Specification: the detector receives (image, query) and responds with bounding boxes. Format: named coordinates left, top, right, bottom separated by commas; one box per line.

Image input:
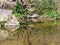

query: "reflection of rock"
left=4, top=15, right=19, bottom=32
left=32, top=14, right=39, bottom=22
left=0, top=30, right=9, bottom=41
left=24, top=14, right=39, bottom=22
left=0, top=9, right=19, bottom=32
left=0, top=9, right=12, bottom=22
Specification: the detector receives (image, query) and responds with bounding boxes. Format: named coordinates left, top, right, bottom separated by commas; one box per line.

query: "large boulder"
left=0, top=30, right=9, bottom=41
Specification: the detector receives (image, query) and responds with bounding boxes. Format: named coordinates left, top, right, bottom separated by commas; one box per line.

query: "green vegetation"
left=34, top=0, right=57, bottom=15
left=12, top=0, right=59, bottom=36
left=13, top=2, right=28, bottom=18
left=13, top=0, right=59, bottom=19
left=41, top=10, right=59, bottom=19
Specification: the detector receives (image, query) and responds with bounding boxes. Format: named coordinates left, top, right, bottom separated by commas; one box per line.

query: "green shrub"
left=13, top=2, right=28, bottom=18
left=14, top=2, right=24, bottom=14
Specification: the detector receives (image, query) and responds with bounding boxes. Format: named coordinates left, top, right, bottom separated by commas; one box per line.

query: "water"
left=0, top=21, right=60, bottom=45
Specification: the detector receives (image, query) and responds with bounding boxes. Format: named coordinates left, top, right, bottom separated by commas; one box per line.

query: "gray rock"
left=4, top=2, right=16, bottom=10
left=0, top=9, right=12, bottom=16
left=0, top=0, right=16, bottom=10
left=0, top=9, right=13, bottom=22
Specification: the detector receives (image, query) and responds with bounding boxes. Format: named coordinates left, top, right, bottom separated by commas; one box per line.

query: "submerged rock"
left=4, top=15, right=19, bottom=32
left=0, top=30, right=9, bottom=41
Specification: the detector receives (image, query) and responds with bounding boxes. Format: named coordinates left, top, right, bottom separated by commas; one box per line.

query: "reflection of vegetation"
left=33, top=21, right=57, bottom=35
left=17, top=19, right=29, bottom=37
left=0, top=22, right=5, bottom=28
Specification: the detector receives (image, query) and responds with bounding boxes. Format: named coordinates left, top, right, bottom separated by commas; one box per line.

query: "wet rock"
left=0, top=9, right=13, bottom=22
left=0, top=30, right=9, bottom=41
left=4, top=15, right=19, bottom=32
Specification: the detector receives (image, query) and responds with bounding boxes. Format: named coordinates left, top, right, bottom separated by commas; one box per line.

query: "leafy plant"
left=13, top=1, right=28, bottom=18
left=13, top=13, right=24, bottom=18
left=14, top=2, right=24, bottom=14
